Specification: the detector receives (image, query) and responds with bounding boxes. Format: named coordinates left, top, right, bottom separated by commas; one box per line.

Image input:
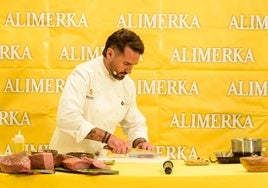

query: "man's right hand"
left=106, top=134, right=131, bottom=154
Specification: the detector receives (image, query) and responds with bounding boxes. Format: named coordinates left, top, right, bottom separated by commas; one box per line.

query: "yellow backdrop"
left=1, top=0, right=268, bottom=159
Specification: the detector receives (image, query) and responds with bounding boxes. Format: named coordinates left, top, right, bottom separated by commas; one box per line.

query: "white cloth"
left=49, top=56, right=148, bottom=155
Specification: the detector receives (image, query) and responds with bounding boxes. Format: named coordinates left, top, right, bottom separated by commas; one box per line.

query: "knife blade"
left=103, top=145, right=159, bottom=158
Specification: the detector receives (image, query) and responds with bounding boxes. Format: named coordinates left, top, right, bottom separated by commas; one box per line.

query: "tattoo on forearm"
left=87, top=129, right=96, bottom=139
left=86, top=128, right=106, bottom=142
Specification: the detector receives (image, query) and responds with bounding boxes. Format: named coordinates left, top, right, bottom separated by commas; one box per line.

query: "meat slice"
left=91, top=159, right=111, bottom=170
left=53, top=153, right=75, bottom=167
left=62, top=157, right=90, bottom=171
left=0, top=151, right=31, bottom=174
left=29, top=152, right=54, bottom=170
left=81, top=157, right=111, bottom=170
left=66, top=152, right=94, bottom=159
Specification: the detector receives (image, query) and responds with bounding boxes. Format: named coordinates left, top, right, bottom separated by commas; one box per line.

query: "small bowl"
left=240, top=156, right=268, bottom=172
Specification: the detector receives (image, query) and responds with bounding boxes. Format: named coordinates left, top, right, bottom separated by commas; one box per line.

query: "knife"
left=103, top=145, right=159, bottom=158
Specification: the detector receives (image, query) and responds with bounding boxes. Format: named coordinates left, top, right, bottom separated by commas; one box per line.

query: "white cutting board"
left=97, top=156, right=169, bottom=163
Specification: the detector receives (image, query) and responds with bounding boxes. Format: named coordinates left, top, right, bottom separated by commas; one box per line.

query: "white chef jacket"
left=49, top=56, right=149, bottom=155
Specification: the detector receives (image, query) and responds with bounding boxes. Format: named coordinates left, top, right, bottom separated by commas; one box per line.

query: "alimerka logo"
left=116, top=13, right=200, bottom=29
left=2, top=143, right=50, bottom=155
left=169, top=113, right=254, bottom=129
left=0, top=111, right=31, bottom=126
left=0, top=45, right=32, bottom=60
left=229, top=15, right=268, bottom=30
left=3, top=78, right=65, bottom=93
left=4, top=12, right=88, bottom=28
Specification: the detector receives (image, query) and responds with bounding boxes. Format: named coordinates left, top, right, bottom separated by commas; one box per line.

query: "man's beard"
left=111, top=64, right=127, bottom=80
left=113, top=71, right=127, bottom=80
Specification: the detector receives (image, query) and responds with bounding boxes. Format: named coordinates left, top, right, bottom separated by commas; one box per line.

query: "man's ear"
left=107, top=47, right=114, bottom=59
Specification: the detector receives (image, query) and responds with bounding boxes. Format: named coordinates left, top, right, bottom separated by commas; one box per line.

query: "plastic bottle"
left=12, top=130, right=25, bottom=153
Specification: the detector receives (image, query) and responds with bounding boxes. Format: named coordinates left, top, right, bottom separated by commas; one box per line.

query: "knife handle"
left=103, top=145, right=113, bottom=150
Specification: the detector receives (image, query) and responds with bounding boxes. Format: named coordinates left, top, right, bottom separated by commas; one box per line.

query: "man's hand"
left=133, top=137, right=153, bottom=151
left=135, top=141, right=153, bottom=151
left=86, top=128, right=131, bottom=154
left=106, top=134, right=131, bottom=154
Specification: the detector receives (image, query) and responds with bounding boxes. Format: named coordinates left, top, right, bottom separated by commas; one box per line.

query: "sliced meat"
left=91, top=160, right=111, bottom=170
left=53, top=153, right=75, bottom=167
left=29, top=152, right=54, bottom=170
left=0, top=151, right=31, bottom=174
left=66, top=152, right=94, bottom=159
left=81, top=157, right=110, bottom=170
left=62, top=157, right=90, bottom=171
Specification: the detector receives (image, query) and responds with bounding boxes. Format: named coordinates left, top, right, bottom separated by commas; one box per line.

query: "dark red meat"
left=0, top=151, right=31, bottom=174
left=62, top=157, right=90, bottom=171
left=53, top=153, right=75, bottom=167
left=29, top=152, right=54, bottom=170
left=81, top=157, right=110, bottom=170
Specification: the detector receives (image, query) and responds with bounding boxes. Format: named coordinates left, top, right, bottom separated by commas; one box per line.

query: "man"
left=49, top=28, right=153, bottom=156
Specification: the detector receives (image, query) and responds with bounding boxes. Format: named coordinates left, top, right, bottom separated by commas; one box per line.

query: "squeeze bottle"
left=12, top=130, right=25, bottom=153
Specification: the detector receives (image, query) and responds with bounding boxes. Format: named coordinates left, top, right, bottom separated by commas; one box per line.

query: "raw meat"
left=53, top=153, right=75, bottom=167
left=81, top=157, right=110, bottom=170
left=62, top=157, right=90, bottom=171
left=0, top=151, right=31, bottom=174
left=29, top=152, right=54, bottom=170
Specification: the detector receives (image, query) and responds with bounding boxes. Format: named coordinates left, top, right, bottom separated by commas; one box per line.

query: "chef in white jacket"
left=49, top=28, right=153, bottom=155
